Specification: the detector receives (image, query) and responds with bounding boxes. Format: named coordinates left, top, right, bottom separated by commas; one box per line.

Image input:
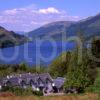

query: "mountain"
left=15, top=31, right=25, bottom=35
left=27, top=21, right=74, bottom=40
left=28, top=14, right=100, bottom=40
left=0, top=26, right=28, bottom=48
left=66, top=14, right=100, bottom=39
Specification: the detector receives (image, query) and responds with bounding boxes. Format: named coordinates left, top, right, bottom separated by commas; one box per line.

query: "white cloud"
left=4, top=9, right=18, bottom=15
left=0, top=5, right=81, bottom=32
left=38, top=7, right=60, bottom=14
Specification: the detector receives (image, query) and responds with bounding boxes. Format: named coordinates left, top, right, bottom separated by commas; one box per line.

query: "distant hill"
left=27, top=14, right=100, bottom=40
left=27, top=21, right=74, bottom=40
left=15, top=31, right=25, bottom=35
left=0, top=26, right=28, bottom=48
left=66, top=13, right=100, bottom=39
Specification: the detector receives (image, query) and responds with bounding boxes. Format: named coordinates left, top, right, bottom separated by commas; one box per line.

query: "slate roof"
left=0, top=73, right=53, bottom=87
left=53, top=77, right=65, bottom=89
left=18, top=73, right=38, bottom=84
left=0, top=73, right=66, bottom=89
left=6, top=77, right=21, bottom=86
left=39, top=73, right=53, bottom=83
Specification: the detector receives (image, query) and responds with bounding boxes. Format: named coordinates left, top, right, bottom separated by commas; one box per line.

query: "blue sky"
left=0, top=0, right=100, bottom=32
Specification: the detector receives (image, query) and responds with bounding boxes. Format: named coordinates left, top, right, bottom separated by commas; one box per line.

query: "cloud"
left=0, top=5, right=81, bottom=32
left=38, top=7, right=60, bottom=14
left=4, top=9, right=18, bottom=15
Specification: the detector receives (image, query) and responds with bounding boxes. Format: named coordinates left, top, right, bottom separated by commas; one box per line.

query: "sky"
left=0, top=0, right=100, bottom=32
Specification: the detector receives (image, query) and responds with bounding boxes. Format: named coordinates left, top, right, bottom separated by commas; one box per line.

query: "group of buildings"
left=0, top=73, right=65, bottom=95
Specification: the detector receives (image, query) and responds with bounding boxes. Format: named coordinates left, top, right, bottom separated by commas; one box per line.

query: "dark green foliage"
left=33, top=91, right=43, bottom=96
left=49, top=51, right=71, bottom=77
left=64, top=64, right=90, bottom=90
left=0, top=26, right=28, bottom=48
left=85, top=85, right=100, bottom=93
left=64, top=49, right=97, bottom=92
left=0, top=40, right=15, bottom=48
left=92, top=38, right=100, bottom=57
left=0, top=63, right=47, bottom=77
left=1, top=86, right=43, bottom=96
left=85, top=68, right=100, bottom=93
left=0, top=64, right=13, bottom=77
left=1, top=86, right=33, bottom=96
left=35, top=66, right=48, bottom=74
left=91, top=38, right=100, bottom=67
left=19, top=63, right=28, bottom=72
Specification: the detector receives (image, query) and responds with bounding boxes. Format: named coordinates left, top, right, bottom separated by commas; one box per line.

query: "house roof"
left=0, top=73, right=53, bottom=87
left=53, top=77, right=65, bottom=89
left=7, top=77, right=21, bottom=86
left=39, top=73, right=53, bottom=83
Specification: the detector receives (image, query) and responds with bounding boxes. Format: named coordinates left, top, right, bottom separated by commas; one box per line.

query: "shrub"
left=33, top=91, right=43, bottom=96
left=1, top=86, right=33, bottom=96
left=64, top=49, right=97, bottom=93
left=85, top=68, right=100, bottom=93
left=49, top=52, right=71, bottom=77
left=85, top=85, right=100, bottom=93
